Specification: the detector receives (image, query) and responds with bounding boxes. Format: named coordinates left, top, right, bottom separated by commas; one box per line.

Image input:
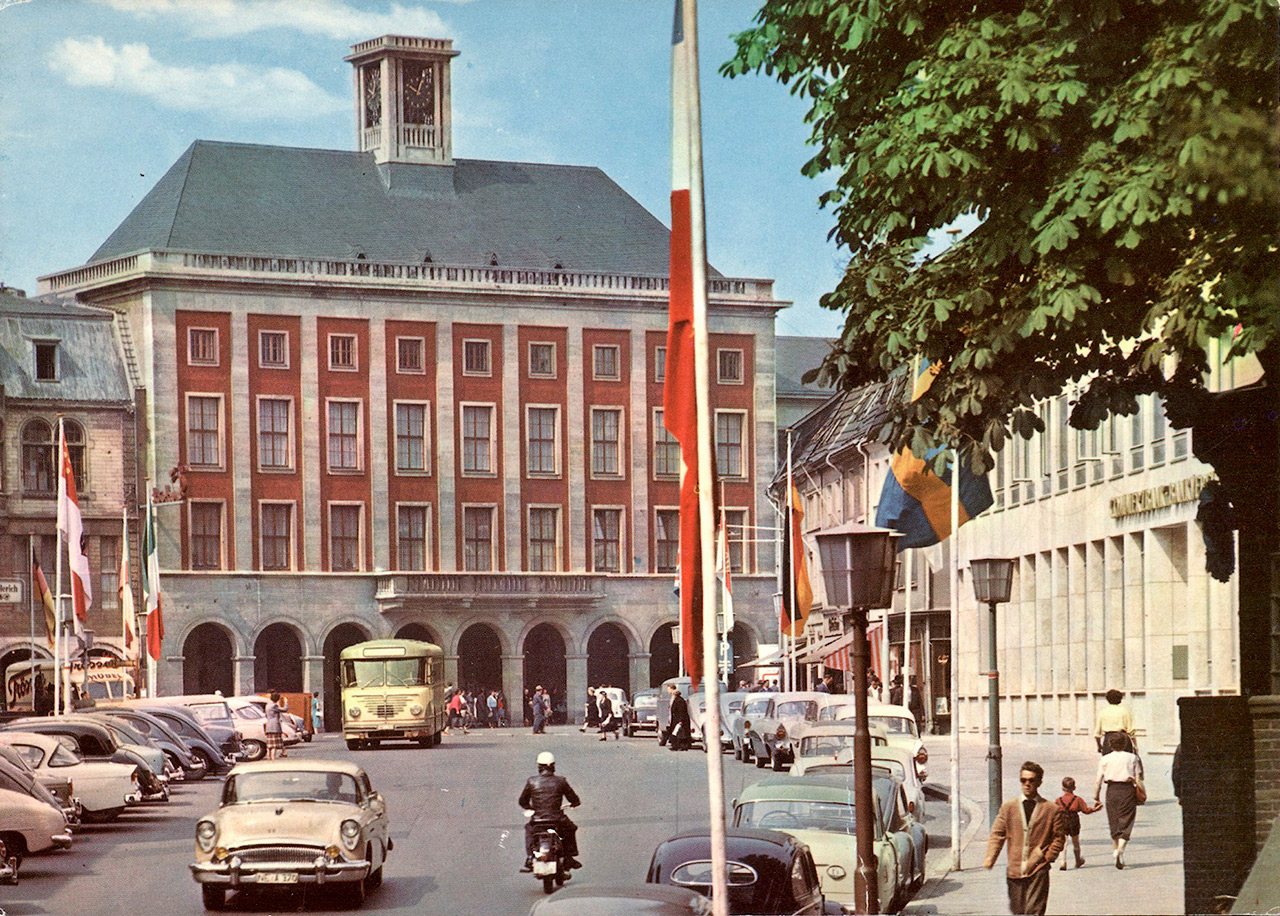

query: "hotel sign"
left=1110, top=474, right=1214, bottom=520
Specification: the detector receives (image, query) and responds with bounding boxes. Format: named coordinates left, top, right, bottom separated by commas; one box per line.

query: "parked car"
left=832, top=702, right=929, bottom=780
left=528, top=884, right=712, bottom=916
left=98, top=707, right=207, bottom=781
left=731, top=693, right=777, bottom=763
left=731, top=772, right=919, bottom=913
left=2, top=718, right=167, bottom=804
left=594, top=687, right=629, bottom=730
left=190, top=759, right=391, bottom=910
left=690, top=691, right=747, bottom=752
left=0, top=730, right=141, bottom=822
left=786, top=722, right=888, bottom=776
left=646, top=827, right=827, bottom=915
left=254, top=692, right=315, bottom=741
left=75, top=713, right=173, bottom=784
left=0, top=786, right=73, bottom=865
left=125, top=702, right=240, bottom=773
left=627, top=689, right=660, bottom=737
left=0, top=741, right=77, bottom=821
left=0, top=753, right=74, bottom=829
left=227, top=696, right=300, bottom=760
left=241, top=694, right=310, bottom=741
left=745, top=692, right=828, bottom=771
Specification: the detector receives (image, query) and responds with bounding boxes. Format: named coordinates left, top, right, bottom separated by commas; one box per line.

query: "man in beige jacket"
left=984, top=760, right=1067, bottom=916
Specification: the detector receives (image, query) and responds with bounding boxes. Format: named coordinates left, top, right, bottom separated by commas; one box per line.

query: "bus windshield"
left=342, top=658, right=426, bottom=688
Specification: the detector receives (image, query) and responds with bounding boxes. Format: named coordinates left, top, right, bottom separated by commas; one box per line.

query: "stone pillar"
left=302, top=654, right=326, bottom=731
left=502, top=654, right=524, bottom=722
left=233, top=654, right=256, bottom=696
left=566, top=653, right=588, bottom=725
left=445, top=655, right=459, bottom=690
left=160, top=656, right=184, bottom=698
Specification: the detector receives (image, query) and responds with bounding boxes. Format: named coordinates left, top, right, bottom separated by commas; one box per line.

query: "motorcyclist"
left=518, top=751, right=582, bottom=872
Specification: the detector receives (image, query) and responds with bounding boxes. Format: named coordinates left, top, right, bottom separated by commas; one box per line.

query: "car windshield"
left=341, top=658, right=426, bottom=688
left=188, top=702, right=235, bottom=727
left=870, top=715, right=917, bottom=736
left=874, top=758, right=907, bottom=781
left=798, top=735, right=856, bottom=758
left=737, top=799, right=860, bottom=834
left=635, top=695, right=657, bottom=708
left=819, top=704, right=856, bottom=721
left=743, top=698, right=771, bottom=716
left=775, top=700, right=818, bottom=720
left=233, top=704, right=265, bottom=720
left=226, top=770, right=360, bottom=804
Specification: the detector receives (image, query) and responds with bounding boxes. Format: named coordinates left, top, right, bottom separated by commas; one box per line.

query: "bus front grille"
left=359, top=696, right=412, bottom=718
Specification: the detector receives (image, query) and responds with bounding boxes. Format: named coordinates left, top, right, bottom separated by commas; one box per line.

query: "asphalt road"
left=0, top=725, right=952, bottom=915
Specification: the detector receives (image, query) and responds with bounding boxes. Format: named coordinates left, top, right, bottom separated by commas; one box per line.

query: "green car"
left=732, top=772, right=916, bottom=914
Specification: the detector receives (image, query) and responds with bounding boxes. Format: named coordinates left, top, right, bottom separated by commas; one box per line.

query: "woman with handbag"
left=1093, top=732, right=1142, bottom=868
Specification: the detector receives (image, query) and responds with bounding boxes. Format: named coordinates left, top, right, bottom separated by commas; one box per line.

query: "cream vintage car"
left=190, top=759, right=391, bottom=910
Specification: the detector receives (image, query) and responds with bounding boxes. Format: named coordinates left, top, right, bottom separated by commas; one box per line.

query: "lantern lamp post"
left=969, top=557, right=1016, bottom=826
left=815, top=522, right=899, bottom=916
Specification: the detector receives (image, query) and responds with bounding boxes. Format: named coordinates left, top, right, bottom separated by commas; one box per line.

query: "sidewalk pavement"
left=903, top=734, right=1183, bottom=916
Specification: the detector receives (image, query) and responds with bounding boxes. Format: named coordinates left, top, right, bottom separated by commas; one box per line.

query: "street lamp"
left=815, top=522, right=898, bottom=916
left=969, top=557, right=1016, bottom=826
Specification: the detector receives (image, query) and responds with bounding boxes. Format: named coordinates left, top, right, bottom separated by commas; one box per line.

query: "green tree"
left=724, top=0, right=1278, bottom=691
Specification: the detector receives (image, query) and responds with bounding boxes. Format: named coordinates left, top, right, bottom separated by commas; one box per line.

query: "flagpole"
left=54, top=417, right=65, bottom=715
left=28, top=533, right=37, bottom=704
left=950, top=449, right=962, bottom=870
left=904, top=548, right=914, bottom=704
left=786, top=431, right=794, bottom=692
left=145, top=488, right=158, bottom=700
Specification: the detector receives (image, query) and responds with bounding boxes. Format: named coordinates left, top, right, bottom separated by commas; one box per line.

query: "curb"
left=901, top=789, right=986, bottom=915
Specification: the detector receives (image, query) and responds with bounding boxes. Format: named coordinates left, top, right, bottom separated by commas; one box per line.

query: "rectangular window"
left=1037, top=403, right=1052, bottom=497
left=188, top=327, right=218, bottom=366
left=99, top=536, right=119, bottom=610
left=257, top=398, right=292, bottom=470
left=526, top=406, right=559, bottom=475
left=463, top=339, right=491, bottom=375
left=463, top=506, right=494, bottom=571
left=655, top=509, right=679, bottom=573
left=593, top=344, right=620, bottom=380
left=397, top=505, right=429, bottom=571
left=724, top=509, right=747, bottom=573
left=716, top=411, right=746, bottom=478
left=994, top=449, right=1006, bottom=509
left=529, top=342, right=556, bottom=378
left=329, top=334, right=356, bottom=370
left=329, top=504, right=362, bottom=571
left=186, top=395, right=222, bottom=467
left=527, top=507, right=559, bottom=572
left=1151, top=397, right=1167, bottom=466
left=654, top=347, right=666, bottom=383
left=258, top=331, right=288, bottom=368
left=327, top=400, right=362, bottom=471
left=1108, top=416, right=1124, bottom=479
left=1055, top=395, right=1070, bottom=492
left=593, top=508, right=622, bottom=572
left=397, top=337, right=425, bottom=374
left=461, top=405, right=494, bottom=474
left=1130, top=408, right=1145, bottom=472
left=717, top=349, right=744, bottom=384
left=190, top=502, right=223, bottom=570
left=1172, top=427, right=1189, bottom=461
left=261, top=503, right=293, bottom=571
left=394, top=402, right=430, bottom=473
left=591, top=408, right=622, bottom=476
left=1010, top=433, right=1026, bottom=505
left=653, top=409, right=680, bottom=478
left=35, top=341, right=58, bottom=381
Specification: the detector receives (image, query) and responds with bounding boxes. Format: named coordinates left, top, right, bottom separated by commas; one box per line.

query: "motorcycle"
left=0, top=838, right=18, bottom=885
left=524, top=805, right=572, bottom=894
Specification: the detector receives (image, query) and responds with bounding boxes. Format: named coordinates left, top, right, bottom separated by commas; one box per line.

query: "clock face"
left=402, top=62, right=434, bottom=125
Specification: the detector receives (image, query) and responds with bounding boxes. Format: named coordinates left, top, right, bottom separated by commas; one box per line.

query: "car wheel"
left=416, top=737, right=431, bottom=747
left=192, top=746, right=218, bottom=773
left=755, top=750, right=768, bottom=768
left=733, top=742, right=742, bottom=760
left=346, top=738, right=362, bottom=751
left=302, top=733, right=313, bottom=743
left=368, top=739, right=381, bottom=749
left=201, top=885, right=225, bottom=911
left=347, top=873, right=367, bottom=908
left=242, top=739, right=266, bottom=761
left=771, top=752, right=785, bottom=771
left=368, top=862, right=384, bottom=888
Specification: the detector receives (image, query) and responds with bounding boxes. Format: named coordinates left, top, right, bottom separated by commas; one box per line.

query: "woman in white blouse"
left=1094, top=733, right=1141, bottom=868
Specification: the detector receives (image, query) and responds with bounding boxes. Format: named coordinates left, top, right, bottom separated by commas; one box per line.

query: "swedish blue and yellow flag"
left=875, top=362, right=994, bottom=549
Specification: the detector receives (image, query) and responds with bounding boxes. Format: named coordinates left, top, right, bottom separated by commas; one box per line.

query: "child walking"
left=1057, top=776, right=1102, bottom=869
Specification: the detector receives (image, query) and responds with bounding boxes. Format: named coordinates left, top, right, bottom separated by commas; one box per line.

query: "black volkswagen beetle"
left=646, top=827, right=831, bottom=915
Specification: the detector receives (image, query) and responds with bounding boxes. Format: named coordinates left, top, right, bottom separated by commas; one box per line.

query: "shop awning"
left=736, top=647, right=786, bottom=669
left=795, top=635, right=848, bottom=666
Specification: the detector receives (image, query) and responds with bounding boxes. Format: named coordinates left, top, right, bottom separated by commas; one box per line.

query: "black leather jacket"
left=519, top=772, right=581, bottom=818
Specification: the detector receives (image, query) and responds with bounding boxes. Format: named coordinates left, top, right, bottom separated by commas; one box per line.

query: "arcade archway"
left=184, top=623, right=234, bottom=696
left=322, top=622, right=371, bottom=731
left=457, top=623, right=502, bottom=693
left=523, top=624, right=566, bottom=722
left=649, top=622, right=680, bottom=687
left=586, top=623, right=630, bottom=696
left=253, top=623, right=303, bottom=693
left=394, top=622, right=439, bottom=646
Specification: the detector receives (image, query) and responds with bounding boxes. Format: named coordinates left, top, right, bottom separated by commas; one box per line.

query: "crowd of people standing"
left=442, top=684, right=510, bottom=734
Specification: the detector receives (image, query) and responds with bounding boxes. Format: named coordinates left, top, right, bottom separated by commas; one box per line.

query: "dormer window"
left=34, top=341, right=59, bottom=381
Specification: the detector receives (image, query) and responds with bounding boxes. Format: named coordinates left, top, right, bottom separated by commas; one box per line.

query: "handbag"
left=1134, top=777, right=1147, bottom=805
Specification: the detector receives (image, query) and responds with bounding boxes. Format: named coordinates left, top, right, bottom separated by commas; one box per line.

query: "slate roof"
left=0, top=291, right=131, bottom=402
left=775, top=336, right=836, bottom=398
left=92, top=140, right=706, bottom=276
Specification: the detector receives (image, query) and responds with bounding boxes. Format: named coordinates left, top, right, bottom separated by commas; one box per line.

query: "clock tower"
left=346, top=36, right=459, bottom=166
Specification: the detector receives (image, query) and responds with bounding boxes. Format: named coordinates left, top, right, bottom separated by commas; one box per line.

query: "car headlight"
left=408, top=703, right=424, bottom=717
left=827, top=865, right=847, bottom=880
left=339, top=819, right=361, bottom=851
left=916, top=747, right=929, bottom=765
left=775, top=724, right=787, bottom=740
left=347, top=706, right=361, bottom=719
left=68, top=779, right=74, bottom=795
left=196, top=820, right=217, bottom=852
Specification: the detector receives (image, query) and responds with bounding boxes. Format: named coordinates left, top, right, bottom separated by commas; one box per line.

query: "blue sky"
left=0, top=0, right=851, bottom=339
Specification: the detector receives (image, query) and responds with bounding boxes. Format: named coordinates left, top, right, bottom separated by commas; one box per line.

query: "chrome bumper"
left=191, top=855, right=371, bottom=886
left=124, top=790, right=144, bottom=805
left=51, top=832, right=73, bottom=850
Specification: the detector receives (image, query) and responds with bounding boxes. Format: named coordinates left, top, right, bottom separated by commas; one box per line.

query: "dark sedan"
left=646, top=827, right=829, bottom=915
left=528, top=884, right=711, bottom=916
left=627, top=689, right=661, bottom=737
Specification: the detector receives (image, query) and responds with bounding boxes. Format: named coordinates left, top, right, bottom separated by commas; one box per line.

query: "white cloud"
left=47, top=36, right=346, bottom=120
left=88, top=0, right=453, bottom=40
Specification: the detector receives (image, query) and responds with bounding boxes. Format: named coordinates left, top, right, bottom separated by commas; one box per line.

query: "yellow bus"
left=339, top=639, right=446, bottom=750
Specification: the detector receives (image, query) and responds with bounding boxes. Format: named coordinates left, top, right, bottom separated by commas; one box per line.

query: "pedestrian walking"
left=487, top=690, right=498, bottom=727
left=531, top=685, right=548, bottom=734
left=598, top=688, right=620, bottom=740
left=1094, top=733, right=1142, bottom=868
left=1093, top=689, right=1136, bottom=754
left=983, top=760, right=1066, bottom=916
left=443, top=682, right=458, bottom=735
left=448, top=689, right=469, bottom=735
left=1055, top=776, right=1101, bottom=869
left=659, top=684, right=692, bottom=750
left=264, top=691, right=287, bottom=761
left=907, top=676, right=927, bottom=731
left=581, top=686, right=599, bottom=733
left=497, top=690, right=509, bottom=727
left=523, top=688, right=533, bottom=727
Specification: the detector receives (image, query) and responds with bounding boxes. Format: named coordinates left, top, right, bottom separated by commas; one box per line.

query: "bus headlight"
left=408, top=703, right=424, bottom=717
left=347, top=706, right=361, bottom=719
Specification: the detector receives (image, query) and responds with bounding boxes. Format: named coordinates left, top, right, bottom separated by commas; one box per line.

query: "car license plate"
left=258, top=872, right=299, bottom=884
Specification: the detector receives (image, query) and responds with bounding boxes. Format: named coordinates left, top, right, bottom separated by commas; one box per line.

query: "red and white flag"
left=57, top=421, right=92, bottom=626
left=142, top=492, right=164, bottom=662
left=664, top=0, right=712, bottom=690
left=120, top=510, right=138, bottom=662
